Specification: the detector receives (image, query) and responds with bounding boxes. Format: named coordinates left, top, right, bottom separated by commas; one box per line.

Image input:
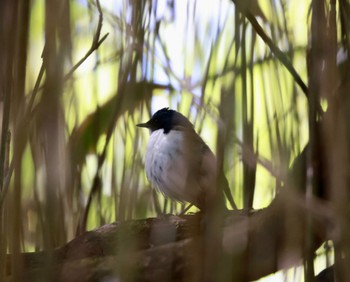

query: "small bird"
left=137, top=108, right=236, bottom=211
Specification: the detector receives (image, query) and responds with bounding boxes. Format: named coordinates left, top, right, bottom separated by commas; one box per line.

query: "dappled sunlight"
left=0, top=0, right=347, bottom=281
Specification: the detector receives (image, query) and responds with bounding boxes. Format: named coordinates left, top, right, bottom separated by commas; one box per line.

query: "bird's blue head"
left=137, top=108, right=193, bottom=134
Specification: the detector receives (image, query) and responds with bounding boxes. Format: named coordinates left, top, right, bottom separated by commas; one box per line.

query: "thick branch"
left=5, top=190, right=331, bottom=281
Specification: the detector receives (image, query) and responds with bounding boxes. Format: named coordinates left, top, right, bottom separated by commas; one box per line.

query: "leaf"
left=69, top=81, right=173, bottom=166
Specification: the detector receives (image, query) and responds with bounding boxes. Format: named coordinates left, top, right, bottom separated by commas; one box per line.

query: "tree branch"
left=5, top=189, right=332, bottom=281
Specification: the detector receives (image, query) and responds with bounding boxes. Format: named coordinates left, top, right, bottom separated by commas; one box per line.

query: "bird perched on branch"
left=137, top=108, right=237, bottom=211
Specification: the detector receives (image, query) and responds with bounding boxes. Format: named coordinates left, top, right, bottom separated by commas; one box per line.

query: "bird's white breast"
left=145, top=129, right=201, bottom=204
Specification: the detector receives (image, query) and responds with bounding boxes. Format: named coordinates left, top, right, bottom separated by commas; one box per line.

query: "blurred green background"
left=1, top=0, right=344, bottom=280
left=25, top=0, right=307, bottom=224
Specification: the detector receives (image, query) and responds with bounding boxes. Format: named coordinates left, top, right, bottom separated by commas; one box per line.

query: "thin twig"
left=63, top=34, right=109, bottom=80
left=235, top=137, right=285, bottom=181
left=0, top=89, right=12, bottom=193
left=0, top=132, right=12, bottom=207
left=25, top=0, right=109, bottom=102
left=62, top=0, right=110, bottom=81
left=77, top=0, right=135, bottom=234
left=232, top=0, right=309, bottom=98
left=78, top=54, right=135, bottom=234
left=0, top=162, right=14, bottom=208
left=0, top=0, right=110, bottom=210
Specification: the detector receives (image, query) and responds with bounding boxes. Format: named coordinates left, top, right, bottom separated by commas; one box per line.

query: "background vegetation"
left=0, top=0, right=349, bottom=281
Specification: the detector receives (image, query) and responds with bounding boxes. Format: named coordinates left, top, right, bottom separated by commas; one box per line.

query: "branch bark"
left=5, top=189, right=331, bottom=282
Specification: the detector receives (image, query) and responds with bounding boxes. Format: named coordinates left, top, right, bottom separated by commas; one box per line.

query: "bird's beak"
left=136, top=121, right=150, bottom=128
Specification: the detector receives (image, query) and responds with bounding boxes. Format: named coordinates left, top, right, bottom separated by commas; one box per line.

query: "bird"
left=137, top=107, right=236, bottom=211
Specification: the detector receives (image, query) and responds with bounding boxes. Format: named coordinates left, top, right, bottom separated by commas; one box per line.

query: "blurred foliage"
left=1, top=0, right=350, bottom=280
